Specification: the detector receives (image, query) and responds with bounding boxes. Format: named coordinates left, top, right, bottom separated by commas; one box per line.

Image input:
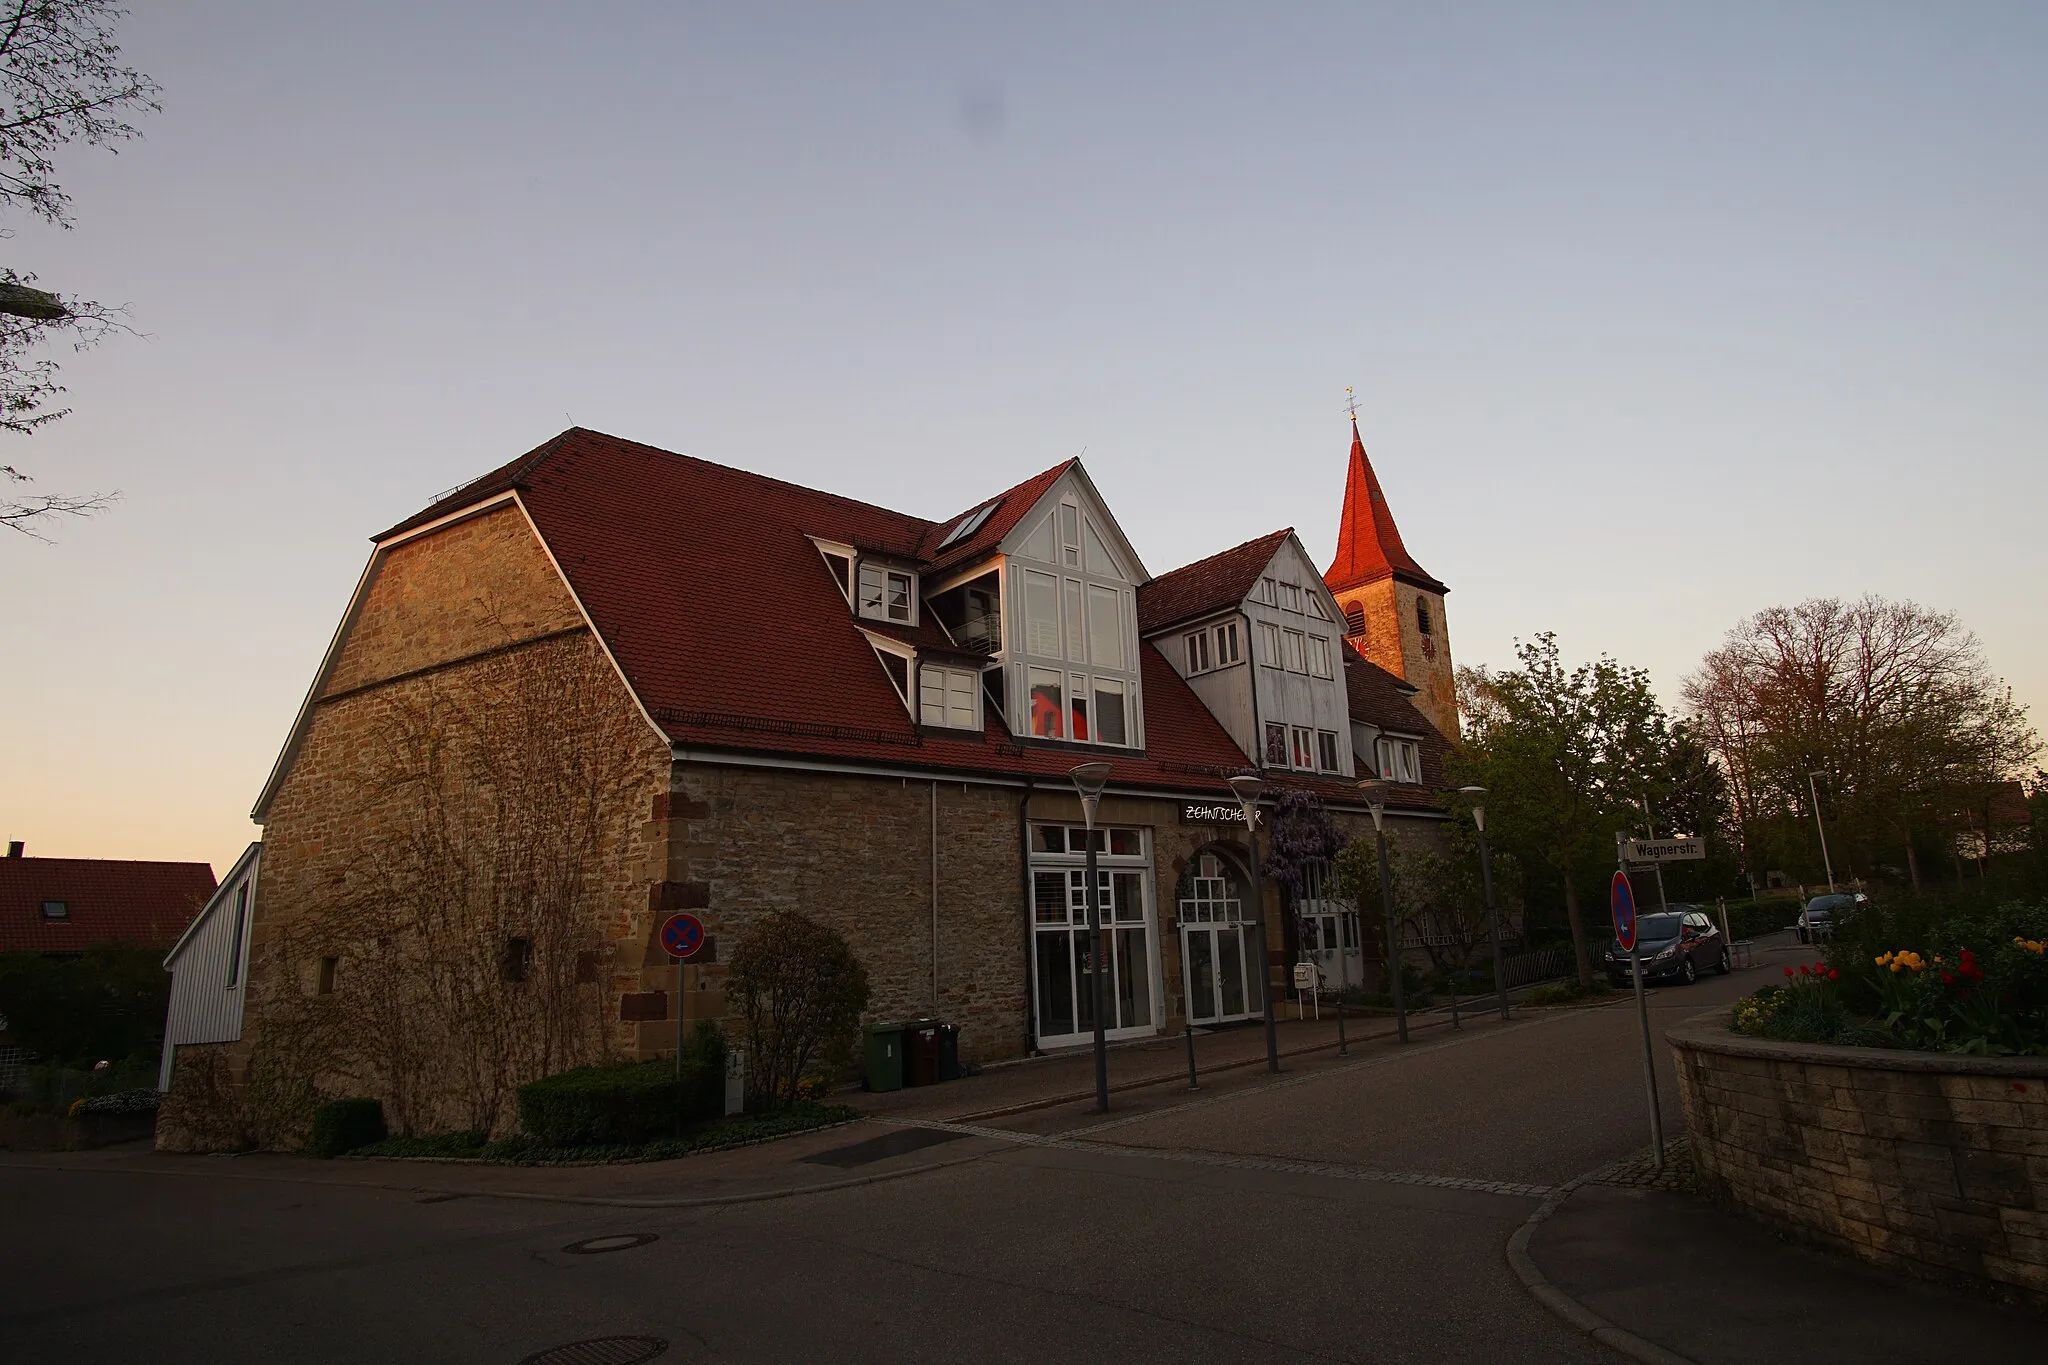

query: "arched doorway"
left=1175, top=846, right=1261, bottom=1027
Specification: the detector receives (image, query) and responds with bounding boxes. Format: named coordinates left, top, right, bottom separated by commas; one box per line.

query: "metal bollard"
left=1337, top=996, right=1347, bottom=1055
left=1184, top=1023, right=1199, bottom=1090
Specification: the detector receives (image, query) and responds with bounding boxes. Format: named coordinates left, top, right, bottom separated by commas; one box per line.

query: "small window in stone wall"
left=502, top=937, right=532, bottom=983
left=317, top=956, right=338, bottom=995
left=575, top=950, right=602, bottom=984
left=1416, top=599, right=1433, bottom=636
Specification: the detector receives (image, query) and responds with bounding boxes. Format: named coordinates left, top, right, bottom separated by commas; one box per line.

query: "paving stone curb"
left=1505, top=1146, right=1698, bottom=1365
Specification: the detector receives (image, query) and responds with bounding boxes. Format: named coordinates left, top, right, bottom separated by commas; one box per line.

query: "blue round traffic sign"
left=1610, top=872, right=1638, bottom=952
left=661, top=912, right=706, bottom=961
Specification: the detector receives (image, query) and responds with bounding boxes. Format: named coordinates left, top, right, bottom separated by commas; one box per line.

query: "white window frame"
left=1278, top=581, right=1303, bottom=613
left=1308, top=634, right=1332, bottom=679
left=1214, top=620, right=1241, bottom=665
left=1283, top=628, right=1307, bottom=674
left=1316, top=729, right=1341, bottom=773
left=1185, top=629, right=1211, bottom=674
left=1291, top=725, right=1315, bottom=770
left=1377, top=736, right=1422, bottom=784
left=1264, top=722, right=1288, bottom=766
left=857, top=560, right=917, bottom=625
left=1259, top=621, right=1283, bottom=667
left=919, top=663, right=979, bottom=730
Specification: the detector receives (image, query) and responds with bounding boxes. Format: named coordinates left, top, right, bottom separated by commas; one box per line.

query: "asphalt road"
left=0, top=954, right=1779, bottom=1365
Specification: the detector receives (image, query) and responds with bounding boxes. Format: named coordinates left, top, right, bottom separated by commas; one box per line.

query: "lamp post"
left=1459, top=786, right=1511, bottom=1023
left=1358, top=780, right=1408, bottom=1043
left=1226, top=774, right=1280, bottom=1074
left=1069, top=761, right=1114, bottom=1113
left=1807, top=770, right=1837, bottom=893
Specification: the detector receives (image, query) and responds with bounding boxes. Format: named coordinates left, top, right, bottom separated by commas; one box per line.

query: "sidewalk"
left=844, top=989, right=1541, bottom=1125
left=1524, top=1150, right=2046, bottom=1364
left=0, top=1118, right=1008, bottom=1209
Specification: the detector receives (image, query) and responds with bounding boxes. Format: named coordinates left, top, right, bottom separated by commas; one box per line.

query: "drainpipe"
left=1017, top=779, right=1037, bottom=1054
left=931, top=779, right=941, bottom=1014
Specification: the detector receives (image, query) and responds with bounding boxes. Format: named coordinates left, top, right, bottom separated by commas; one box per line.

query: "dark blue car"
left=1604, top=909, right=1730, bottom=986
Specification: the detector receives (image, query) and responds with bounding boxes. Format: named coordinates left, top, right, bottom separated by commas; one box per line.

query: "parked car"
left=1603, top=910, right=1730, bottom=987
left=1797, top=892, right=1867, bottom=944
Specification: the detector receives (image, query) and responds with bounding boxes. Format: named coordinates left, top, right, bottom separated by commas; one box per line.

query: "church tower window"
left=1416, top=600, right=1433, bottom=636
left=1343, top=602, right=1367, bottom=637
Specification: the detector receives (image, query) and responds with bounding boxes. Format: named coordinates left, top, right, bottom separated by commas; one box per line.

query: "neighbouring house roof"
left=346, top=428, right=1441, bottom=814
left=1135, top=529, right=1293, bottom=634
left=0, top=854, right=216, bottom=954
left=1342, top=642, right=1451, bottom=794
left=1324, top=418, right=1445, bottom=595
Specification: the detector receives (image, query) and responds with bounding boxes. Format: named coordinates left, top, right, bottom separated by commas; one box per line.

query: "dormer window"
left=858, top=561, right=915, bottom=624
left=1377, top=736, right=1422, bottom=784
left=919, top=664, right=979, bottom=730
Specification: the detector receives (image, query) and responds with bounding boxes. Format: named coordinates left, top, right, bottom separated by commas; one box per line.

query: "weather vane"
left=1344, top=386, right=1361, bottom=421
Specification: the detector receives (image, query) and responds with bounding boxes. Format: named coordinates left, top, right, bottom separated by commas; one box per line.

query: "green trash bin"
left=864, top=1021, right=907, bottom=1093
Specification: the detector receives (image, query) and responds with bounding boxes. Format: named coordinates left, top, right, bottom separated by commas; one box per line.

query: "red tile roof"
left=372, top=428, right=1440, bottom=812
left=0, top=856, right=216, bottom=953
left=1325, top=419, right=1445, bottom=595
left=922, top=460, right=1076, bottom=575
left=1342, top=643, right=1450, bottom=794
left=1136, top=529, right=1291, bottom=634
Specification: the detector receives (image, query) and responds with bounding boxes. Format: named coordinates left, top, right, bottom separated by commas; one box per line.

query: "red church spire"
left=1324, top=417, right=1444, bottom=594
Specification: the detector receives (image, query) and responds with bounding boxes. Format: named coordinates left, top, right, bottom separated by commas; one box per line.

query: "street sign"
left=1610, top=872, right=1638, bottom=952
left=1624, top=836, right=1705, bottom=863
left=660, top=912, right=706, bottom=961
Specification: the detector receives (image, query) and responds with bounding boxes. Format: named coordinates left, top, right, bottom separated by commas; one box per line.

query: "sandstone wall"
left=1672, top=1015, right=2048, bottom=1307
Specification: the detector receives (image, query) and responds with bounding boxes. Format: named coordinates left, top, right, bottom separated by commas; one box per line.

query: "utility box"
left=904, top=1018, right=941, bottom=1087
left=863, top=1022, right=906, bottom=1093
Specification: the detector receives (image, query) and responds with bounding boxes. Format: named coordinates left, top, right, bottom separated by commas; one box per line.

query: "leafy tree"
left=1682, top=597, right=2038, bottom=891
left=724, top=911, right=870, bottom=1109
left=0, top=1, right=159, bottom=537
left=1453, top=633, right=1673, bottom=989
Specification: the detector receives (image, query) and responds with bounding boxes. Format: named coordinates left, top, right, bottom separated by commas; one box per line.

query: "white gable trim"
left=998, top=463, right=1152, bottom=585
left=163, top=842, right=263, bottom=969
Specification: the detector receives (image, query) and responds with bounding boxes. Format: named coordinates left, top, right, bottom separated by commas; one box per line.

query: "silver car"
left=1798, top=892, right=1866, bottom=944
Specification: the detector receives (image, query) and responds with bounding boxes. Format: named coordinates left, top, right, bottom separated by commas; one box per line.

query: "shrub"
left=0, top=946, right=173, bottom=1067
left=517, top=1056, right=718, bottom=1146
left=724, top=911, right=870, bottom=1109
left=309, top=1098, right=387, bottom=1158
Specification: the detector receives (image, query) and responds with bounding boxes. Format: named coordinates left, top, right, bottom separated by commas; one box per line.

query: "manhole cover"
left=562, top=1233, right=659, bottom=1255
left=518, top=1336, right=667, bottom=1365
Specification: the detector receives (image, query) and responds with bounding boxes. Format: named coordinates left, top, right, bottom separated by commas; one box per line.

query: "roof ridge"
left=563, top=427, right=947, bottom=535
left=1143, top=527, right=1293, bottom=586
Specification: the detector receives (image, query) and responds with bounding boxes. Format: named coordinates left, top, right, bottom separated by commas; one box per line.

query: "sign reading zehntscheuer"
left=1180, top=802, right=1249, bottom=825
left=1624, top=836, right=1706, bottom=863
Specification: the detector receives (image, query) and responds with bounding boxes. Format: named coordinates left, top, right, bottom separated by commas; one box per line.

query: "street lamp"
left=1069, top=760, right=1114, bottom=1112
left=1459, top=786, right=1511, bottom=1023
left=1807, top=770, right=1836, bottom=893
left=1226, top=774, right=1281, bottom=1073
left=1358, top=779, right=1408, bottom=1043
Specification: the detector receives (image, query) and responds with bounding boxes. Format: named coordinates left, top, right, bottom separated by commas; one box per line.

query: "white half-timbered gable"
left=1140, top=531, right=1355, bottom=778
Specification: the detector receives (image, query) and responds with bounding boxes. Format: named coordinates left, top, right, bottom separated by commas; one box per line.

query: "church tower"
left=1323, top=418, right=1458, bottom=737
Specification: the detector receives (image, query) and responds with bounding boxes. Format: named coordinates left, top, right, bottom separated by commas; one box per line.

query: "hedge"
left=518, top=1039, right=724, bottom=1148
left=311, top=1098, right=387, bottom=1157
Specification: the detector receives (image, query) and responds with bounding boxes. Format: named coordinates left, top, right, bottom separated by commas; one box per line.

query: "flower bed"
left=1731, top=902, right=2048, bottom=1056
left=342, top=1101, right=858, bottom=1166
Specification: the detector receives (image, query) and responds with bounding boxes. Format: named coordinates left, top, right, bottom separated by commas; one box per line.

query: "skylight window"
left=937, top=500, right=1000, bottom=551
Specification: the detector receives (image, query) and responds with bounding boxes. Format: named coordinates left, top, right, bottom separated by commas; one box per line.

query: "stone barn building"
left=160, top=422, right=1457, bottom=1146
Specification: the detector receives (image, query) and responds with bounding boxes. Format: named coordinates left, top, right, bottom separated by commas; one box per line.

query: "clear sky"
left=4, top=3, right=2043, bottom=877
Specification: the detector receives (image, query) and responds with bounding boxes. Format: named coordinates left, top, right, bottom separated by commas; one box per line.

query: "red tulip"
left=1785, top=966, right=1795, bottom=977
left=1827, top=969, right=1840, bottom=981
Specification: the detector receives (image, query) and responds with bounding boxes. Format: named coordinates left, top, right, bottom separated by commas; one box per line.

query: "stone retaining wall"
left=1669, top=1013, right=2048, bottom=1307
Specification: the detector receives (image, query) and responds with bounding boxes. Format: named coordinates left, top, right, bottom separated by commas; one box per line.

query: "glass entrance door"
left=1297, top=901, right=1363, bottom=991
left=1179, top=854, right=1257, bottom=1026
left=1030, top=828, right=1157, bottom=1049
